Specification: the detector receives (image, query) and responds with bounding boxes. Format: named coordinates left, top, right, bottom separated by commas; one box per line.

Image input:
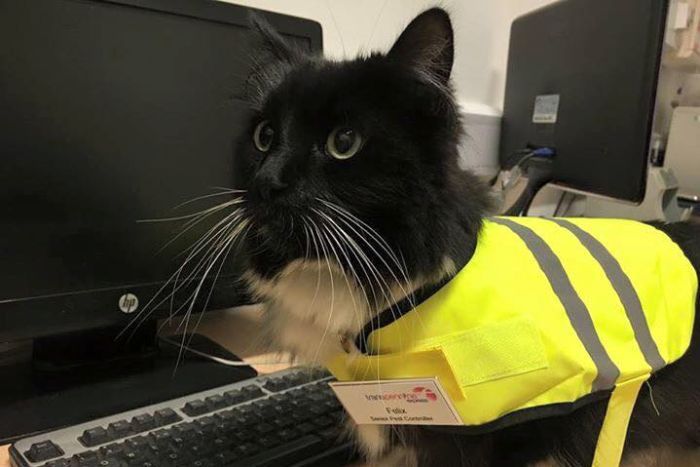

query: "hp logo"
left=118, top=293, right=139, bottom=314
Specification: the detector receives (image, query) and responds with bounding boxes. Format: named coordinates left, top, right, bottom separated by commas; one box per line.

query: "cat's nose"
left=254, top=172, right=289, bottom=201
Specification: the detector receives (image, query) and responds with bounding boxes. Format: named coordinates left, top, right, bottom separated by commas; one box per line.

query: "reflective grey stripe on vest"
left=491, top=218, right=620, bottom=392
left=548, top=218, right=666, bottom=372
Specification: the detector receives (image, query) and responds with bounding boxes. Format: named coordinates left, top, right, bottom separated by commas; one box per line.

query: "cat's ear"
left=245, top=13, right=305, bottom=107
left=248, top=12, right=304, bottom=64
left=388, top=8, right=454, bottom=86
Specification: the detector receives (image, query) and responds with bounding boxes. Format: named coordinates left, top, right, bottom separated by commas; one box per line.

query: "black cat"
left=233, top=8, right=700, bottom=466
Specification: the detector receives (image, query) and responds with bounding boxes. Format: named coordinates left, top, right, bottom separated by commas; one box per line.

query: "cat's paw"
left=346, top=421, right=391, bottom=461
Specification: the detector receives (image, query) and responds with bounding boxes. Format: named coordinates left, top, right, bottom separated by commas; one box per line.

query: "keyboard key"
left=172, top=422, right=197, bottom=439
left=309, top=405, right=328, bottom=416
left=72, top=450, right=99, bottom=466
left=42, top=459, right=71, bottom=467
left=122, top=449, right=147, bottom=464
left=25, top=440, right=64, bottom=462
left=253, top=422, right=274, bottom=434
left=262, top=377, right=286, bottom=392
left=125, top=435, right=149, bottom=450
left=277, top=428, right=300, bottom=441
left=317, top=427, right=341, bottom=443
left=149, top=429, right=172, bottom=447
left=131, top=413, right=156, bottom=432
left=80, top=427, right=111, bottom=447
left=99, top=443, right=123, bottom=458
left=271, top=417, right=293, bottom=429
left=297, top=422, right=315, bottom=434
left=182, top=399, right=208, bottom=416
left=223, top=389, right=245, bottom=404
left=233, top=442, right=259, bottom=458
left=195, top=416, right=216, bottom=432
left=212, top=450, right=237, bottom=464
left=214, top=409, right=236, bottom=421
left=134, top=462, right=156, bottom=467
left=229, top=435, right=324, bottom=467
left=257, top=435, right=280, bottom=448
left=95, top=457, right=123, bottom=467
left=313, top=415, right=333, bottom=427
left=241, top=385, right=264, bottom=401
left=153, top=408, right=181, bottom=426
left=204, top=394, right=226, bottom=410
left=232, top=429, right=254, bottom=443
left=310, top=367, right=331, bottom=380
left=107, top=420, right=132, bottom=439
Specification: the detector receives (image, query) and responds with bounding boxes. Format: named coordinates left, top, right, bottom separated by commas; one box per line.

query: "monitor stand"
left=583, top=166, right=694, bottom=222
left=0, top=320, right=257, bottom=444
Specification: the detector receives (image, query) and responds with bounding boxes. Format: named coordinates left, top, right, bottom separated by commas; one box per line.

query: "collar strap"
left=354, top=276, right=452, bottom=354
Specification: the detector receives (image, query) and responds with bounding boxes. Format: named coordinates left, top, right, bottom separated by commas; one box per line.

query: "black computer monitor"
left=0, top=0, right=321, bottom=341
left=0, top=0, right=321, bottom=441
left=500, top=0, right=667, bottom=202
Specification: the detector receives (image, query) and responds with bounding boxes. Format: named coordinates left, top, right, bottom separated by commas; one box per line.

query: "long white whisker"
left=171, top=189, right=246, bottom=211
left=320, top=200, right=416, bottom=310
left=173, top=219, right=249, bottom=371
left=314, top=207, right=406, bottom=355
left=310, top=218, right=336, bottom=366
left=120, top=211, right=245, bottom=338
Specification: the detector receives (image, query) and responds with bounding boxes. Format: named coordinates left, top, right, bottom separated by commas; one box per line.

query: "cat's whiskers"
left=174, top=218, right=251, bottom=371
left=169, top=220, right=243, bottom=325
left=318, top=199, right=431, bottom=345
left=312, top=206, right=407, bottom=359
left=155, top=197, right=246, bottom=256
left=316, top=214, right=374, bottom=332
left=130, top=211, right=246, bottom=339
left=308, top=217, right=337, bottom=365
left=318, top=198, right=416, bottom=309
left=162, top=210, right=247, bottom=322
left=299, top=217, right=324, bottom=339
left=120, top=219, right=234, bottom=339
left=138, top=197, right=244, bottom=224
left=315, top=204, right=410, bottom=318
left=171, top=188, right=247, bottom=211
left=311, top=211, right=376, bottom=360
left=120, top=195, right=247, bottom=341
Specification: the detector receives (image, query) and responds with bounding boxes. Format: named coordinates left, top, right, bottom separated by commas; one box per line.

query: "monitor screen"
left=500, top=0, right=667, bottom=202
left=0, top=0, right=321, bottom=339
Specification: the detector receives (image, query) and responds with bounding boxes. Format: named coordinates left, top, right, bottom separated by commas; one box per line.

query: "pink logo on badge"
left=412, top=386, right=437, bottom=401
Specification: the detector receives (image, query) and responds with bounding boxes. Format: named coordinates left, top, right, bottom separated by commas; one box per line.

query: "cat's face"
left=235, top=9, right=488, bottom=287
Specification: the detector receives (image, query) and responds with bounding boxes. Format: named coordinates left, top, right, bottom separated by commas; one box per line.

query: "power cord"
left=502, top=147, right=556, bottom=216
left=158, top=335, right=292, bottom=367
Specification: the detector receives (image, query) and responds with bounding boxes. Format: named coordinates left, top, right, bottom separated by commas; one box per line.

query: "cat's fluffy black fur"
left=235, top=9, right=491, bottom=290
left=235, top=8, right=700, bottom=466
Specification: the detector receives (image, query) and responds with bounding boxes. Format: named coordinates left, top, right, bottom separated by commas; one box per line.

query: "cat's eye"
left=326, top=127, right=362, bottom=160
left=253, top=120, right=274, bottom=152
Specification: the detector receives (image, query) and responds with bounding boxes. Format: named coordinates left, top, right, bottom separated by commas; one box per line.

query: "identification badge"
left=329, top=378, right=462, bottom=425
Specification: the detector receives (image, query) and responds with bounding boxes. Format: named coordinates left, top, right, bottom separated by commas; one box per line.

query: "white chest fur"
left=244, top=260, right=368, bottom=364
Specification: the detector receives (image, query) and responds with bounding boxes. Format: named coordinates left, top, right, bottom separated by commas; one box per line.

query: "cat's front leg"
left=347, top=422, right=418, bottom=467
left=264, top=301, right=347, bottom=365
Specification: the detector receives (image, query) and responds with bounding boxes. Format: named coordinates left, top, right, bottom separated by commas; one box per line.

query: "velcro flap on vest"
left=420, top=317, right=549, bottom=388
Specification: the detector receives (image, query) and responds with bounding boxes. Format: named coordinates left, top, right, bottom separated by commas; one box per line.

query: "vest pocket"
left=422, top=316, right=549, bottom=388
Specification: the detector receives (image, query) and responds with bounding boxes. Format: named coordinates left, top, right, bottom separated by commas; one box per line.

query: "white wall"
left=222, top=0, right=556, bottom=111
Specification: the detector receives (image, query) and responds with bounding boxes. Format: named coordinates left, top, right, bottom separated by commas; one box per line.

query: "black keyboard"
left=10, top=367, right=355, bottom=467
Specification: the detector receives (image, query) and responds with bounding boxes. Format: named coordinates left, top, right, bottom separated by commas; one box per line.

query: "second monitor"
left=500, top=0, right=668, bottom=203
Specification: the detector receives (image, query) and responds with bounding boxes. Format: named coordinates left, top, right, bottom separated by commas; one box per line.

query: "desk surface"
left=0, top=305, right=290, bottom=467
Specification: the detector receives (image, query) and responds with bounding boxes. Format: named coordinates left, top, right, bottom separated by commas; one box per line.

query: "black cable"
left=503, top=157, right=555, bottom=216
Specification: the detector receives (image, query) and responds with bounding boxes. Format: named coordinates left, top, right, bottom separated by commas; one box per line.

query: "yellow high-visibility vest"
left=327, top=217, right=697, bottom=467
